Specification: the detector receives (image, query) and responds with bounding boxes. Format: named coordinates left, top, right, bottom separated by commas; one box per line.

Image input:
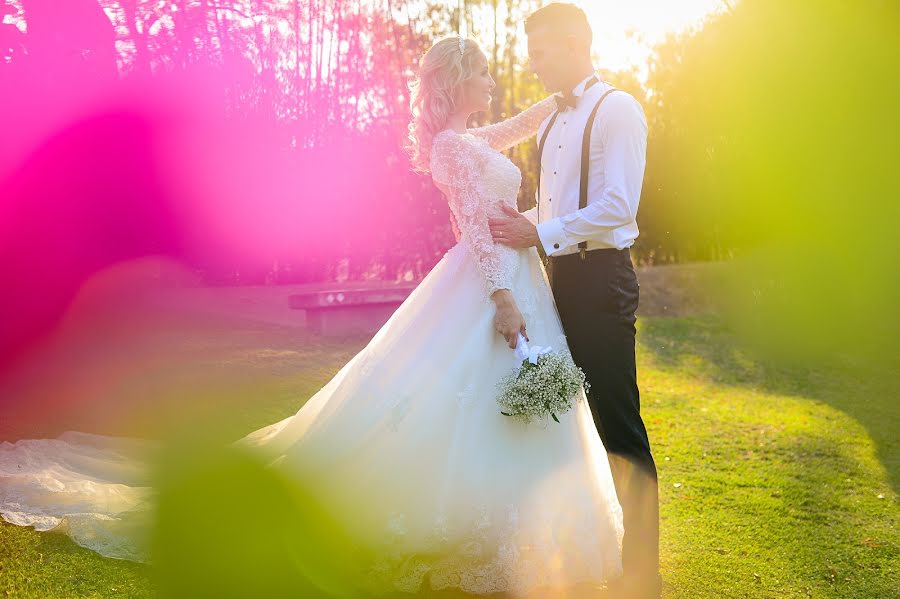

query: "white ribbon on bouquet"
left=513, top=332, right=553, bottom=366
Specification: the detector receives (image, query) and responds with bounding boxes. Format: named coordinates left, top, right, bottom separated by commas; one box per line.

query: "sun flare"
left=579, top=0, right=725, bottom=75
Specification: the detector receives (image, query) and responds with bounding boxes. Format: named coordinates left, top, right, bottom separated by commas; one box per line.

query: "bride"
left=0, top=36, right=623, bottom=596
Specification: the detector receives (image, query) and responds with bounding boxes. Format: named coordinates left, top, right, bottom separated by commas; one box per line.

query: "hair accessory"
left=458, top=36, right=466, bottom=56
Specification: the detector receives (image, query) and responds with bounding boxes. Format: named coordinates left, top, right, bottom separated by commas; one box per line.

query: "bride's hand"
left=491, top=290, right=529, bottom=349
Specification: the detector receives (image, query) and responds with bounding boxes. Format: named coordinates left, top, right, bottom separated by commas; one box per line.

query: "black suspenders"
left=537, top=83, right=620, bottom=260
left=577, top=88, right=619, bottom=258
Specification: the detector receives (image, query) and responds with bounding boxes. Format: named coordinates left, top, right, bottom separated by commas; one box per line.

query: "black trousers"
left=548, top=247, right=660, bottom=590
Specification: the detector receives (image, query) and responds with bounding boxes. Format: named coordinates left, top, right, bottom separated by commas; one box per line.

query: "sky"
left=579, top=0, right=726, bottom=77
left=462, top=0, right=727, bottom=82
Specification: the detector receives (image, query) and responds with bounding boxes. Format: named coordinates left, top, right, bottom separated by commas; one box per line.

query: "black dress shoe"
left=622, top=573, right=662, bottom=599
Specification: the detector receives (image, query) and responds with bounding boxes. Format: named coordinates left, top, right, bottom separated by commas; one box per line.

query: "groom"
left=489, top=3, right=661, bottom=597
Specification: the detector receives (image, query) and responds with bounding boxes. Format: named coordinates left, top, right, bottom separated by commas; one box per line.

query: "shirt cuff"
left=520, top=206, right=538, bottom=226
left=536, top=218, right=568, bottom=256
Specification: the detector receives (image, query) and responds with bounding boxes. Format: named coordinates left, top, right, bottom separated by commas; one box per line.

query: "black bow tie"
left=555, top=93, right=577, bottom=112
left=554, top=77, right=600, bottom=112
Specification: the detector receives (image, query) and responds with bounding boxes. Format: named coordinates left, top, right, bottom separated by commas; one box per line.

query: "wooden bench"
left=288, top=282, right=418, bottom=336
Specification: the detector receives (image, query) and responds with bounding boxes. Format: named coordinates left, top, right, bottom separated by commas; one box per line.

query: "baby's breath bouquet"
left=496, top=332, right=589, bottom=424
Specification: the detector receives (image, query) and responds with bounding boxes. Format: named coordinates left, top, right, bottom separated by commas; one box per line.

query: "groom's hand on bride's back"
left=489, top=205, right=540, bottom=249
left=491, top=289, right=529, bottom=349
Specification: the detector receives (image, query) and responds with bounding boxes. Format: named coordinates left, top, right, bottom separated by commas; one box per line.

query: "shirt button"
left=553, top=171, right=557, bottom=175
left=558, top=145, right=562, bottom=149
left=553, top=243, right=560, bottom=249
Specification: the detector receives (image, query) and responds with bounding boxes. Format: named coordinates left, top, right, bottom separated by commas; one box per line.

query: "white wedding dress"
left=0, top=97, right=624, bottom=596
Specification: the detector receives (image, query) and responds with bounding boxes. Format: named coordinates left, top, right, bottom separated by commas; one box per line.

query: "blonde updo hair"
left=407, top=36, right=483, bottom=174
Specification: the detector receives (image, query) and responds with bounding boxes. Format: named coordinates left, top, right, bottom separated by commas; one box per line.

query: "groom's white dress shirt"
left=521, top=74, right=648, bottom=257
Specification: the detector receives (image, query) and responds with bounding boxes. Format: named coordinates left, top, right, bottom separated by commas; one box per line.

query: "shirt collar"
left=571, top=72, right=601, bottom=98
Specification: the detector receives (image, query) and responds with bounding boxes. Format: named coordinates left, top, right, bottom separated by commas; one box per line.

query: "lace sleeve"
left=469, top=96, right=558, bottom=152
left=431, top=132, right=519, bottom=299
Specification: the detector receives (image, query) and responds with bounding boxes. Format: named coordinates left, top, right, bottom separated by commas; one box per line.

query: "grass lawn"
left=1, top=309, right=897, bottom=598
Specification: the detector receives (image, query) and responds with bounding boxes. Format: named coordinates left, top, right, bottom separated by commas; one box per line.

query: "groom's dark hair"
left=525, top=3, right=592, bottom=49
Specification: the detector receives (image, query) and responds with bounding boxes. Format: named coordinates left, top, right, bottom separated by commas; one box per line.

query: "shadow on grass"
left=661, top=424, right=897, bottom=597
left=637, top=316, right=899, bottom=493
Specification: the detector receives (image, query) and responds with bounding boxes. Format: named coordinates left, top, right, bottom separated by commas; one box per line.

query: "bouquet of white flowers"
left=495, top=332, right=589, bottom=424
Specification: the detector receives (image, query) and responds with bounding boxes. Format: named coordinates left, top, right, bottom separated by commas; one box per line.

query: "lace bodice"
left=430, top=96, right=557, bottom=299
